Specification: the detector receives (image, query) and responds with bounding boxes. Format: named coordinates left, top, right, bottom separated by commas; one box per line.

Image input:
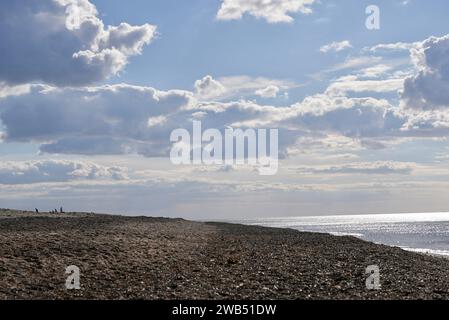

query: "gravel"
left=1, top=209, right=449, bottom=300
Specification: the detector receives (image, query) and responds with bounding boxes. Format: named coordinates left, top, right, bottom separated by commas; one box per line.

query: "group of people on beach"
left=35, top=207, right=64, bottom=214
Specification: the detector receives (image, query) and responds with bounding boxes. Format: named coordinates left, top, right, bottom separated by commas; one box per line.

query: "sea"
left=235, top=212, right=449, bottom=257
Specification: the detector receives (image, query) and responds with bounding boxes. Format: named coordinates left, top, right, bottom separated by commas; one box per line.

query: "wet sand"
left=1, top=208, right=449, bottom=300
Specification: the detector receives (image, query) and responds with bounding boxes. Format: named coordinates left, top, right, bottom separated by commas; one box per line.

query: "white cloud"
left=320, top=40, right=352, bottom=53
left=0, top=0, right=156, bottom=86
left=366, top=42, right=419, bottom=53
left=255, top=85, right=280, bottom=98
left=401, top=110, right=449, bottom=133
left=0, top=160, right=128, bottom=184
left=216, top=0, right=316, bottom=23
left=194, top=75, right=226, bottom=100
left=196, top=92, right=406, bottom=144
left=319, top=56, right=384, bottom=77
left=0, top=83, right=32, bottom=99
left=147, top=115, right=168, bottom=128
left=325, top=78, right=404, bottom=96
left=356, top=64, right=393, bottom=78
left=194, top=75, right=297, bottom=100
left=277, top=95, right=405, bottom=139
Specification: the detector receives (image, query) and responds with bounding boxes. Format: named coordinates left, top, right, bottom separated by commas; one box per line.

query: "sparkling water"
left=237, top=212, right=449, bottom=257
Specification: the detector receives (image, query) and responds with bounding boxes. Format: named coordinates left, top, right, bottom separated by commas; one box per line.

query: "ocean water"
left=237, top=212, right=449, bottom=257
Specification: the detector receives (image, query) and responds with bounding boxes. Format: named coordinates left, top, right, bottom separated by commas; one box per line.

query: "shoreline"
left=227, top=216, right=449, bottom=260
left=1, top=209, right=449, bottom=299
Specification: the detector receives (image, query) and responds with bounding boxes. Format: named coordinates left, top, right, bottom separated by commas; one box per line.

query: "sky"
left=1, top=0, right=449, bottom=219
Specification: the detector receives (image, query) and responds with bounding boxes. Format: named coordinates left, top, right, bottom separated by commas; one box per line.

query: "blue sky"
left=93, top=0, right=449, bottom=92
left=2, top=0, right=449, bottom=218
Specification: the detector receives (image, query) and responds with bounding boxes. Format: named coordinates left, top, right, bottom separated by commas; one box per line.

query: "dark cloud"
left=0, top=84, right=193, bottom=156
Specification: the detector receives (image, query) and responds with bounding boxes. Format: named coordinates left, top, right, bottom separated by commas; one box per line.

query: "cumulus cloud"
left=194, top=75, right=226, bottom=100
left=216, top=0, right=316, bottom=23
left=401, top=110, right=449, bottom=133
left=278, top=95, right=405, bottom=138
left=0, top=0, right=156, bottom=86
left=193, top=92, right=407, bottom=148
left=402, top=34, right=449, bottom=110
left=0, top=160, right=128, bottom=184
left=320, top=40, right=352, bottom=53
left=0, top=80, right=407, bottom=158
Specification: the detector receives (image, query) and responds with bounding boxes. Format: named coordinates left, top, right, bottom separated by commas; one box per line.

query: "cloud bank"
left=0, top=159, right=127, bottom=184
left=0, top=84, right=193, bottom=156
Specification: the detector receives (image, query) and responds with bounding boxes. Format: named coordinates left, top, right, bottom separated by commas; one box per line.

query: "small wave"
left=329, top=231, right=364, bottom=238
left=401, top=247, right=449, bottom=257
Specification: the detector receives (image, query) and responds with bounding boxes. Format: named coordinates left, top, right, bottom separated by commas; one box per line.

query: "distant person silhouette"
left=35, top=208, right=39, bottom=214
